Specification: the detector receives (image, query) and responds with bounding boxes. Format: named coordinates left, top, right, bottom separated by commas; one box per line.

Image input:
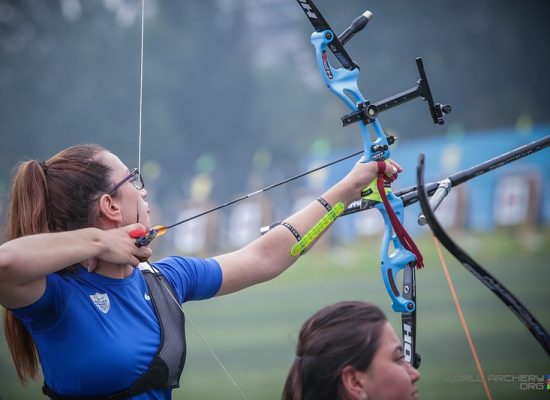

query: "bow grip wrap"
left=375, top=194, right=417, bottom=313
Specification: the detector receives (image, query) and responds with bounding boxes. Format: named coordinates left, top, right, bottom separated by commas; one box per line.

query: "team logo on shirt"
left=89, top=293, right=110, bottom=314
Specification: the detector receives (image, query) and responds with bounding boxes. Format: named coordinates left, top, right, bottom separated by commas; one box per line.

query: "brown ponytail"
left=2, top=144, right=113, bottom=383
left=282, top=301, right=387, bottom=400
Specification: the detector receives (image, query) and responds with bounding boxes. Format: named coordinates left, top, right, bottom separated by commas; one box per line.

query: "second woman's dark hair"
left=282, top=301, right=387, bottom=400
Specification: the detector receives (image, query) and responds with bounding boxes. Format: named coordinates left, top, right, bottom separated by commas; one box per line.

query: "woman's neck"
left=93, top=262, right=134, bottom=279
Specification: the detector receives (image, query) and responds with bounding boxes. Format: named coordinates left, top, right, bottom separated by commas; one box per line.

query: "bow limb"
left=416, top=153, right=550, bottom=356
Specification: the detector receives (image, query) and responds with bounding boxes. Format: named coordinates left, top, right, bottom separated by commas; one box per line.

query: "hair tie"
left=38, top=160, right=48, bottom=171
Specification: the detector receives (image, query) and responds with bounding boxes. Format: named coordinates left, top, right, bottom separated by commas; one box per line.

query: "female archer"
left=0, top=143, right=401, bottom=399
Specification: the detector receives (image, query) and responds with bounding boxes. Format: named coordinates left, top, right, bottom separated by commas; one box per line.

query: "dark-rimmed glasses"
left=108, top=168, right=144, bottom=196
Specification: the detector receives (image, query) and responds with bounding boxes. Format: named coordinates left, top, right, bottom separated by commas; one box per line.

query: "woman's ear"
left=341, top=365, right=368, bottom=400
left=97, top=193, right=123, bottom=223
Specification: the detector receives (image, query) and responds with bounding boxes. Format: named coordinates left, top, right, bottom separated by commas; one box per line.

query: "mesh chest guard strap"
left=142, top=269, right=186, bottom=388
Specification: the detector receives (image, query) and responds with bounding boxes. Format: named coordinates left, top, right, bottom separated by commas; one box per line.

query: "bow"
left=295, top=0, right=450, bottom=369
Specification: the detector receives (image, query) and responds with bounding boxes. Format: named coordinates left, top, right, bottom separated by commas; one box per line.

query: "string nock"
left=135, top=225, right=168, bottom=248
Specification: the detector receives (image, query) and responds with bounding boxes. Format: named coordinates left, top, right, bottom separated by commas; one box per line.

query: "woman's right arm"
left=0, top=224, right=151, bottom=308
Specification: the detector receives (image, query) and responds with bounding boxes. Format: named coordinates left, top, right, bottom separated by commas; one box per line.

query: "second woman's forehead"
left=379, top=321, right=402, bottom=352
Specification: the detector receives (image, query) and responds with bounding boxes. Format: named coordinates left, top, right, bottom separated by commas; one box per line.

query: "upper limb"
left=0, top=224, right=152, bottom=308
left=214, top=159, right=401, bottom=295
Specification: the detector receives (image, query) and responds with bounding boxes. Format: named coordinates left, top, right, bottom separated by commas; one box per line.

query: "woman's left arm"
left=214, top=159, right=401, bottom=296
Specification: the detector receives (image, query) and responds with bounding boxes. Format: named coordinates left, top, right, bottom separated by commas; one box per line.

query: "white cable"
left=147, top=262, right=248, bottom=400
left=138, top=0, right=145, bottom=171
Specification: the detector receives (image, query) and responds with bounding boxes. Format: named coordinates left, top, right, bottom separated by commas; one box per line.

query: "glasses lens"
left=130, top=170, right=144, bottom=190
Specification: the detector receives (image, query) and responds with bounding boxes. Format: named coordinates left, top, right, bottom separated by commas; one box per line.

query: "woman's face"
left=99, top=151, right=150, bottom=230
left=362, top=321, right=421, bottom=400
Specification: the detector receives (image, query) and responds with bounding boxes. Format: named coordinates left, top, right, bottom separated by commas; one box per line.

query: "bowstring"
left=137, top=0, right=144, bottom=173
left=432, top=237, right=492, bottom=400
left=136, top=2, right=247, bottom=399
left=146, top=261, right=249, bottom=400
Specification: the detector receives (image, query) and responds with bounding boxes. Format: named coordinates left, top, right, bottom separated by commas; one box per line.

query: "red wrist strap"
left=376, top=161, right=424, bottom=269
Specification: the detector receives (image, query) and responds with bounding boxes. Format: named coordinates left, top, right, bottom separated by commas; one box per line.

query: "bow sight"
left=341, top=58, right=452, bottom=128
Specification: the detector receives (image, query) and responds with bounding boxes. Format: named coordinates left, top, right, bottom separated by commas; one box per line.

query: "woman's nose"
left=408, top=363, right=421, bottom=383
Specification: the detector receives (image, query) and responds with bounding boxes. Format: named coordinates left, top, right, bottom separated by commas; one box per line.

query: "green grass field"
left=1, top=229, right=549, bottom=399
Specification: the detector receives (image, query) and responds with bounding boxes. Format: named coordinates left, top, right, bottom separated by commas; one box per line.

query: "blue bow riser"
left=310, top=30, right=390, bottom=161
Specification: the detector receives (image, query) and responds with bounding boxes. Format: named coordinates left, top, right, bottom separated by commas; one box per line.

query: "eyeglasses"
left=108, top=168, right=144, bottom=196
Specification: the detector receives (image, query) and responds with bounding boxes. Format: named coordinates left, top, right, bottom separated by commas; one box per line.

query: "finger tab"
left=129, top=228, right=147, bottom=239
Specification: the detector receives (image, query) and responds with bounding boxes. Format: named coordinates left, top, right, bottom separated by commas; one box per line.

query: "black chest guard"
left=43, top=266, right=186, bottom=400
